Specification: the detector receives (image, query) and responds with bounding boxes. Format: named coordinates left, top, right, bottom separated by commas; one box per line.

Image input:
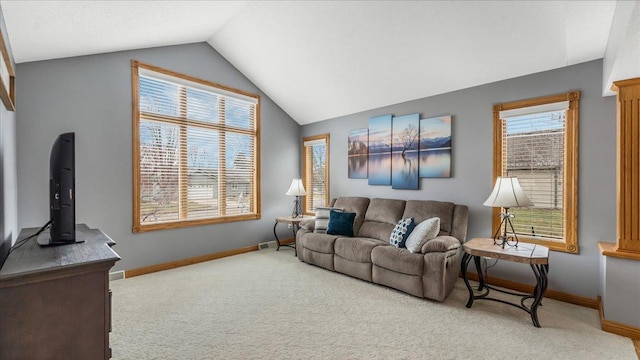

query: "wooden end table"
left=461, top=237, right=549, bottom=327
left=273, top=215, right=314, bottom=256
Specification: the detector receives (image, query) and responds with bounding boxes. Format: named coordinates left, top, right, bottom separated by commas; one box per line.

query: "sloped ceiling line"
left=0, top=1, right=628, bottom=125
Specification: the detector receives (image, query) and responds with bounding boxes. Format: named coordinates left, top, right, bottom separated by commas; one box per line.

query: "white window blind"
left=499, top=101, right=569, bottom=119
left=134, top=62, right=259, bottom=231
left=303, top=136, right=328, bottom=212
left=303, top=138, right=326, bottom=147
left=501, top=108, right=566, bottom=240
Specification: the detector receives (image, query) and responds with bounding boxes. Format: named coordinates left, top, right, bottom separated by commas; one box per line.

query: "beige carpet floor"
left=110, top=249, right=637, bottom=359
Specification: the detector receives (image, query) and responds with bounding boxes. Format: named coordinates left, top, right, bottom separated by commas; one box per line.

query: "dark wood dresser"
left=0, top=224, right=120, bottom=359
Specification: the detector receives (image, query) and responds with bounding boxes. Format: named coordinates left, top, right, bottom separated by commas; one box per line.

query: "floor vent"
left=109, top=270, right=125, bottom=281
left=258, top=241, right=276, bottom=250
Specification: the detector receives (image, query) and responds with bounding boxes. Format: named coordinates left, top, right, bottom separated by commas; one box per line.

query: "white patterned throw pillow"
left=389, top=218, right=415, bottom=248
left=314, top=207, right=343, bottom=233
left=405, top=217, right=441, bottom=253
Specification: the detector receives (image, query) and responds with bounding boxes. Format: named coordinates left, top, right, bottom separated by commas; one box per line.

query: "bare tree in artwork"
left=400, top=124, right=419, bottom=157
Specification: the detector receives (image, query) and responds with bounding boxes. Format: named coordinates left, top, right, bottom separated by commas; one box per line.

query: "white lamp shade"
left=285, top=178, right=307, bottom=196
left=483, top=177, right=533, bottom=208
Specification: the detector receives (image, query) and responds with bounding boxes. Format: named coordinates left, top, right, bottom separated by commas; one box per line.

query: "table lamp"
left=285, top=178, right=307, bottom=218
left=483, top=176, right=533, bottom=248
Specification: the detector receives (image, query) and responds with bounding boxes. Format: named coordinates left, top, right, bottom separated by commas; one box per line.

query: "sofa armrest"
left=299, top=219, right=315, bottom=231
left=421, top=235, right=461, bottom=253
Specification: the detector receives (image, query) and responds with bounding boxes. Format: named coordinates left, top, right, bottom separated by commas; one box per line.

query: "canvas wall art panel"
left=348, top=128, right=368, bottom=179
left=367, top=115, right=392, bottom=185
left=419, top=115, right=452, bottom=178
left=391, top=113, right=420, bottom=190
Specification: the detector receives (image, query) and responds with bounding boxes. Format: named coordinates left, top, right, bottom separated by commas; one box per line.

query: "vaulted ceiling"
left=1, top=1, right=638, bottom=125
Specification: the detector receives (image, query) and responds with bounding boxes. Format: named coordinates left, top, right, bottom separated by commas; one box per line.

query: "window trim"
left=0, top=24, right=15, bottom=111
left=131, top=60, right=261, bottom=233
left=492, top=91, right=580, bottom=253
left=302, top=133, right=330, bottom=215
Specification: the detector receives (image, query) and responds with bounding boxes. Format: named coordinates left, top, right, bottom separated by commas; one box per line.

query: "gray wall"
left=602, top=256, right=640, bottom=326
left=302, top=60, right=616, bottom=299
left=1, top=91, right=17, bottom=247
left=16, top=43, right=301, bottom=272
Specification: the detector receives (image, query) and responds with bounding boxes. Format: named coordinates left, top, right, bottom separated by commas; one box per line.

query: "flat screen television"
left=37, top=132, right=83, bottom=246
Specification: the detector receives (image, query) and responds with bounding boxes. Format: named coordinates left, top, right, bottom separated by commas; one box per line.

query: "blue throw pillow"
left=326, top=210, right=356, bottom=237
left=389, top=218, right=416, bottom=248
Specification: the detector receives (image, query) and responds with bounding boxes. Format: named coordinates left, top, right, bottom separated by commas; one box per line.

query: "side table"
left=461, top=237, right=549, bottom=327
left=273, top=215, right=314, bottom=256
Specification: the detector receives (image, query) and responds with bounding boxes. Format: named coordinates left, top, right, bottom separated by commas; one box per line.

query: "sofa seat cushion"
left=335, top=237, right=388, bottom=263
left=301, top=233, right=339, bottom=254
left=371, top=246, right=423, bottom=276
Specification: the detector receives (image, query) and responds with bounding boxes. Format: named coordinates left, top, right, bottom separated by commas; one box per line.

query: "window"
left=132, top=61, right=260, bottom=232
left=302, top=134, right=329, bottom=214
left=492, top=91, right=579, bottom=253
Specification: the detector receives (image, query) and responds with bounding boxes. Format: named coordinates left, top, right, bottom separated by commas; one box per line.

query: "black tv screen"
left=48, top=132, right=76, bottom=243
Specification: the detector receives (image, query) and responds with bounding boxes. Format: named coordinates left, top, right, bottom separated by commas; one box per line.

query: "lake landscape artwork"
left=349, top=113, right=453, bottom=189
left=391, top=113, right=420, bottom=190
left=367, top=115, right=392, bottom=185
left=419, top=115, right=452, bottom=178
left=348, top=128, right=368, bottom=179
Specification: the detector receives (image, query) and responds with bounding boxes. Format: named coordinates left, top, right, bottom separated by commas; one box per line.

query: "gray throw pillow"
left=405, top=217, right=440, bottom=253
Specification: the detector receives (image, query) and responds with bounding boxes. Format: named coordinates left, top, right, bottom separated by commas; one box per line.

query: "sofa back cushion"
left=357, top=222, right=396, bottom=242
left=358, top=198, right=406, bottom=241
left=330, top=197, right=371, bottom=237
left=402, top=200, right=455, bottom=237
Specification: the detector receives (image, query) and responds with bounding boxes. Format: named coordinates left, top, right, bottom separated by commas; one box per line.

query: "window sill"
left=599, top=241, right=640, bottom=261
left=133, top=213, right=261, bottom=233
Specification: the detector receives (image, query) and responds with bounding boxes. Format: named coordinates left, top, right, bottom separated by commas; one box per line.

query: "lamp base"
left=492, top=210, right=519, bottom=249
left=493, top=235, right=517, bottom=249
left=291, top=196, right=304, bottom=218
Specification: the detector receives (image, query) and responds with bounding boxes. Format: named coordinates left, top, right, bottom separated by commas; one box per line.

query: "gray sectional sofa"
left=296, top=197, right=469, bottom=301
